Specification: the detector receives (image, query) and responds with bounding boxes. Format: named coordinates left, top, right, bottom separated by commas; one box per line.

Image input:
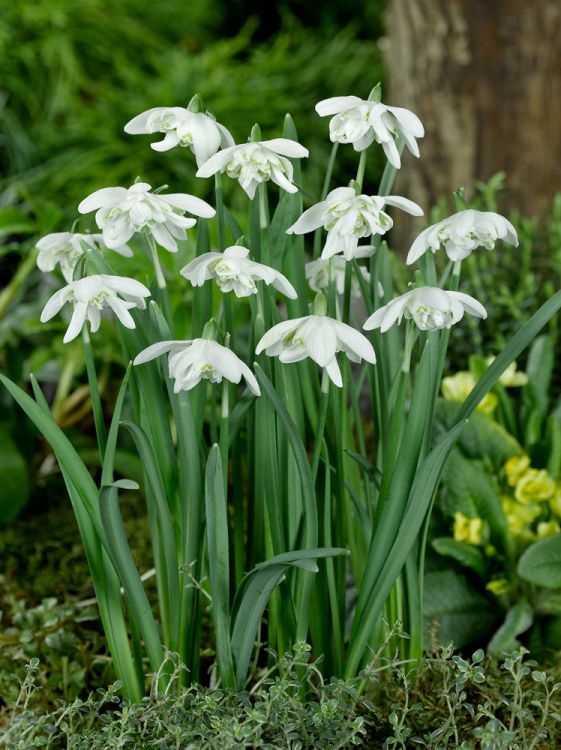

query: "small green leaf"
left=488, top=601, right=534, bottom=655
left=432, top=538, right=486, bottom=577
left=518, top=534, right=561, bottom=588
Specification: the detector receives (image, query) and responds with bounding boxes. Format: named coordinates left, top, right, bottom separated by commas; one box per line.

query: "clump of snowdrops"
left=3, top=86, right=561, bottom=700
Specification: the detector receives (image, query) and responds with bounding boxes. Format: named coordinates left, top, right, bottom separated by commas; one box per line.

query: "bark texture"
left=384, top=0, right=561, bottom=242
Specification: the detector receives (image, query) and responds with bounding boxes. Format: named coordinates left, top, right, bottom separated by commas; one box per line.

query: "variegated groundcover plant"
left=3, top=86, right=561, bottom=701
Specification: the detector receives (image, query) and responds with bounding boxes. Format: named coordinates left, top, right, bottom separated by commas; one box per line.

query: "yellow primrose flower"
left=515, top=469, right=556, bottom=503
left=549, top=487, right=561, bottom=517
left=441, top=371, right=498, bottom=415
left=504, top=454, right=531, bottom=487
left=486, top=357, right=529, bottom=387
left=505, top=513, right=535, bottom=539
left=502, top=496, right=541, bottom=523
left=537, top=520, right=560, bottom=539
left=453, top=512, right=483, bottom=545
left=486, top=579, right=509, bottom=596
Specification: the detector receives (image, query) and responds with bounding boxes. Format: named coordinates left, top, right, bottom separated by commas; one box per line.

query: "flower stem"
left=219, top=372, right=229, bottom=496
left=355, top=150, right=368, bottom=192
left=82, top=326, right=107, bottom=460
left=146, top=232, right=173, bottom=327
left=311, top=371, right=330, bottom=482
left=314, top=142, right=339, bottom=257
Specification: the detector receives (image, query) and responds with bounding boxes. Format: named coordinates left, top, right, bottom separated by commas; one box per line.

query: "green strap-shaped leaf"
left=230, top=547, right=347, bottom=688
left=204, top=445, right=235, bottom=687
left=120, top=420, right=180, bottom=643
left=254, top=364, right=317, bottom=639
left=99, top=484, right=164, bottom=674
left=345, top=421, right=466, bottom=678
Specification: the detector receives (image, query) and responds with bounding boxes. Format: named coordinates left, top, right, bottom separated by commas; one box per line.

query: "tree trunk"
left=384, top=0, right=561, bottom=244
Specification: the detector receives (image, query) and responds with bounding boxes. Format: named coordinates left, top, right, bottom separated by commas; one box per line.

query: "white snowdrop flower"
left=180, top=245, right=297, bottom=299
left=134, top=338, right=260, bottom=395
left=287, top=187, right=423, bottom=260
left=256, top=308, right=376, bottom=388
left=36, top=232, right=133, bottom=283
left=363, top=286, right=487, bottom=333
left=40, top=274, right=151, bottom=343
left=305, top=246, right=374, bottom=296
left=406, top=209, right=518, bottom=265
left=315, top=95, right=424, bottom=168
left=124, top=106, right=234, bottom=167
left=197, top=138, right=308, bottom=199
left=78, top=182, right=215, bottom=253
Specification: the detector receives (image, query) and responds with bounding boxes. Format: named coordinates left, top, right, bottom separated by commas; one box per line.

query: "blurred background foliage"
left=0, top=0, right=385, bottom=224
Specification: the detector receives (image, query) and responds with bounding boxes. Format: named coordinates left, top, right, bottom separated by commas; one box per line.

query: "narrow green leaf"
left=346, top=421, right=466, bottom=678
left=254, top=364, right=317, bottom=639
left=205, top=445, right=235, bottom=687
left=99, top=484, right=164, bottom=673
left=230, top=547, right=347, bottom=688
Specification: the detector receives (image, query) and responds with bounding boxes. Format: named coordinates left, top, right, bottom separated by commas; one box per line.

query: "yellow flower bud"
left=504, top=454, right=531, bottom=487
left=453, top=512, right=483, bottom=545
left=515, top=469, right=556, bottom=504
left=441, top=372, right=497, bottom=415
left=537, top=520, right=560, bottom=539
left=486, top=578, right=509, bottom=596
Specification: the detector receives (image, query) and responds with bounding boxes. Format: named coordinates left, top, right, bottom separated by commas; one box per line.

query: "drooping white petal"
left=133, top=340, right=189, bottom=365
left=103, top=275, right=150, bottom=300
left=363, top=294, right=410, bottom=332
left=160, top=193, right=215, bottom=218
left=383, top=195, right=424, bottom=216
left=63, top=302, right=88, bottom=343
left=304, top=317, right=338, bottom=367
left=151, top=131, right=181, bottom=152
left=106, top=297, right=136, bottom=329
left=325, top=357, right=343, bottom=387
left=151, top=223, right=178, bottom=252
left=40, top=288, right=68, bottom=322
left=255, top=317, right=307, bottom=354
left=452, top=291, right=487, bottom=319
left=315, top=96, right=363, bottom=117
left=381, top=138, right=401, bottom=169
left=287, top=201, right=328, bottom=235
left=196, top=145, right=238, bottom=178
left=189, top=114, right=222, bottom=167
left=261, top=138, right=309, bottom=159
left=269, top=271, right=298, bottom=299
left=180, top=253, right=222, bottom=286
left=331, top=320, right=376, bottom=363
left=78, top=187, right=127, bottom=214
left=270, top=168, right=298, bottom=194
left=215, top=121, right=235, bottom=148
left=385, top=105, right=425, bottom=138
left=406, top=224, right=439, bottom=265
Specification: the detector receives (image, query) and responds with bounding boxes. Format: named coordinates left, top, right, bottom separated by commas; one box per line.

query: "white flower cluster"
left=37, top=87, right=517, bottom=391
